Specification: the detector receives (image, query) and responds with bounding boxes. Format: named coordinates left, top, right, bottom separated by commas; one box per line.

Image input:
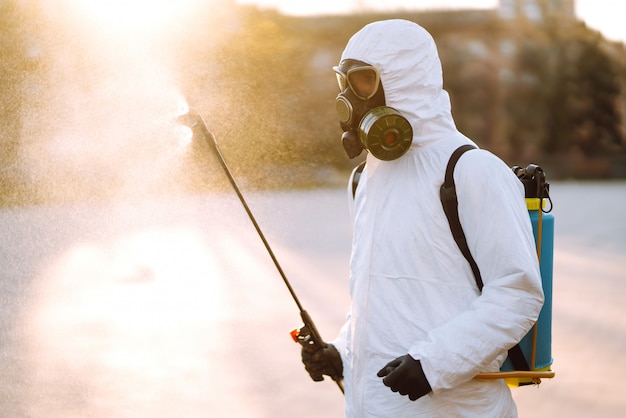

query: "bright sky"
left=237, top=0, right=626, bottom=44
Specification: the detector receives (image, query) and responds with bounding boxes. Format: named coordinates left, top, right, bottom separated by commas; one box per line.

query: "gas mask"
left=334, top=59, right=413, bottom=160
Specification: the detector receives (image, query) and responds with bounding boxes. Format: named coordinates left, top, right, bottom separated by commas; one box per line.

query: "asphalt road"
left=1, top=183, right=624, bottom=417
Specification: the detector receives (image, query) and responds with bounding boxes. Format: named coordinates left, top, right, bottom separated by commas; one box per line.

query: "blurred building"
left=287, top=0, right=625, bottom=177
left=499, top=0, right=576, bottom=22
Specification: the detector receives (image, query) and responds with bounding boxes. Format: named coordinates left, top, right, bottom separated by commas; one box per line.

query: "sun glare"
left=67, top=0, right=201, bottom=38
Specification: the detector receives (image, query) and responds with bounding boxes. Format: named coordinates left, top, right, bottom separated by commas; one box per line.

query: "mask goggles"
left=333, top=65, right=381, bottom=100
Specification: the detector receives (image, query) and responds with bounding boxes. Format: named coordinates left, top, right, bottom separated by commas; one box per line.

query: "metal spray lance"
left=177, top=107, right=344, bottom=394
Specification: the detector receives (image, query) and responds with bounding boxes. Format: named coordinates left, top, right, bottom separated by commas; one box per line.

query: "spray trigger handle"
left=290, top=325, right=318, bottom=349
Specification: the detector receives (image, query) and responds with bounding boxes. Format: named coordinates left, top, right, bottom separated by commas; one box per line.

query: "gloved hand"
left=377, top=354, right=432, bottom=401
left=301, top=343, right=343, bottom=382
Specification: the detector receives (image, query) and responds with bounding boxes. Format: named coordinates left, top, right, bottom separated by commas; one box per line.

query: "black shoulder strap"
left=440, top=145, right=483, bottom=291
left=440, top=145, right=530, bottom=372
left=351, top=160, right=367, bottom=199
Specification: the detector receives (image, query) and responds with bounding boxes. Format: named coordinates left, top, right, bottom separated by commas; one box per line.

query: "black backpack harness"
left=440, top=145, right=529, bottom=372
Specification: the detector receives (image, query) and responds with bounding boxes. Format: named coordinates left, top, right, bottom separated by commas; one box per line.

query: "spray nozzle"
left=177, top=107, right=200, bottom=127
left=177, top=107, right=216, bottom=147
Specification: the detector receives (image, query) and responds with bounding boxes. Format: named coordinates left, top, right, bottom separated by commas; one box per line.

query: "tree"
left=544, top=33, right=623, bottom=157
left=0, top=0, right=31, bottom=204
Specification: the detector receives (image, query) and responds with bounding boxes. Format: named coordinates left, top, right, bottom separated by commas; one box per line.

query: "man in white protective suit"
left=300, top=19, right=545, bottom=417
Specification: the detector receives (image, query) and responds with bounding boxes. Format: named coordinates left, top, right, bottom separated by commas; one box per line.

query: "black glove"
left=301, top=343, right=343, bottom=382
left=377, top=354, right=432, bottom=401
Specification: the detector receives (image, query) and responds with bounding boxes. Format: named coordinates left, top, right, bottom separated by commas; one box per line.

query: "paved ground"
left=1, top=183, right=624, bottom=417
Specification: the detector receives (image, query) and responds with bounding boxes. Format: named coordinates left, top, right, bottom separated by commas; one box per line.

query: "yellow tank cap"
left=526, top=198, right=546, bottom=211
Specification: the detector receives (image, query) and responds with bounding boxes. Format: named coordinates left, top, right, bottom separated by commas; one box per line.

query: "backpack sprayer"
left=473, top=163, right=555, bottom=386
left=440, top=146, right=555, bottom=387
left=177, top=108, right=344, bottom=393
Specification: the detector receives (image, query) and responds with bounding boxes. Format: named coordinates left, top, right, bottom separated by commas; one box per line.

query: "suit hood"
left=340, top=19, right=457, bottom=150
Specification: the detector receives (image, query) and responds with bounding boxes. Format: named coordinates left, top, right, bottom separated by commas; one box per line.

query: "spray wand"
left=178, top=108, right=344, bottom=394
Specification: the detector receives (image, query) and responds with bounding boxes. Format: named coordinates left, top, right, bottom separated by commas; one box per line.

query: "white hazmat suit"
left=332, top=20, right=544, bottom=417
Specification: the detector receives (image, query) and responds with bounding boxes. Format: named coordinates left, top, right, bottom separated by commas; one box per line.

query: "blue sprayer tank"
left=500, top=164, right=554, bottom=386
